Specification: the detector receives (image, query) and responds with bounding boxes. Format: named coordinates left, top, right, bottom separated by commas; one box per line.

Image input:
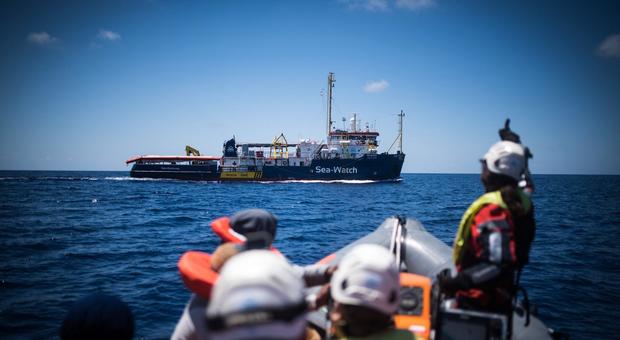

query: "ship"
left=126, top=73, right=406, bottom=181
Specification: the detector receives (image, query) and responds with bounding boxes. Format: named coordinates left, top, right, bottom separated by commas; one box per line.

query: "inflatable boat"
left=177, top=216, right=559, bottom=339
left=306, top=216, right=555, bottom=340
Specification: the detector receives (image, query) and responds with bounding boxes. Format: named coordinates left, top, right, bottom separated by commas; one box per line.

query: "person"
left=206, top=250, right=309, bottom=339
left=225, top=208, right=278, bottom=242
left=498, top=119, right=535, bottom=195
left=172, top=209, right=332, bottom=339
left=328, top=244, right=415, bottom=339
left=438, top=139, right=536, bottom=316
left=210, top=208, right=279, bottom=271
left=60, top=293, right=134, bottom=340
left=210, top=208, right=334, bottom=284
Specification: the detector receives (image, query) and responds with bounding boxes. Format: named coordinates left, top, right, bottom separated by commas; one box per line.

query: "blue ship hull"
left=129, top=153, right=404, bottom=182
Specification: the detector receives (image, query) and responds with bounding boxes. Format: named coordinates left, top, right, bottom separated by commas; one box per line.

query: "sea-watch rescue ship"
left=126, top=73, right=405, bottom=181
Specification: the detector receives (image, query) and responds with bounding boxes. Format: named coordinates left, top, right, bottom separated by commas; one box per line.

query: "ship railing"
left=221, top=166, right=250, bottom=172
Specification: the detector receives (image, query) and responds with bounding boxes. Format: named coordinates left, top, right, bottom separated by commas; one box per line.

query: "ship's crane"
left=270, top=133, right=289, bottom=159
left=185, top=145, right=201, bottom=157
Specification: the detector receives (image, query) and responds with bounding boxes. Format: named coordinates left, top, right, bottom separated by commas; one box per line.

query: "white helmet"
left=330, top=244, right=400, bottom=316
left=483, top=141, right=526, bottom=181
left=206, top=250, right=306, bottom=340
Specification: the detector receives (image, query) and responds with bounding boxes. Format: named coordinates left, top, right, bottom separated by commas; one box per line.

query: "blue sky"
left=1, top=0, right=619, bottom=174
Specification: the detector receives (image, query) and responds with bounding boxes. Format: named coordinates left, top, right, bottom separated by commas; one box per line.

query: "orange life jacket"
left=210, top=217, right=246, bottom=244
left=178, top=216, right=284, bottom=299
left=178, top=251, right=218, bottom=299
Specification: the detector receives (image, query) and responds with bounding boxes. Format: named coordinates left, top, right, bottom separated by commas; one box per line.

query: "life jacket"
left=316, top=253, right=336, bottom=265
left=178, top=251, right=218, bottom=299
left=451, top=189, right=532, bottom=312
left=452, top=189, right=531, bottom=267
left=178, top=217, right=285, bottom=299
left=210, top=217, right=247, bottom=244
left=176, top=216, right=247, bottom=300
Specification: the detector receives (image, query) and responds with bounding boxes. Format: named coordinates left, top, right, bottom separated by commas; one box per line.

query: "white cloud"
left=339, top=0, right=435, bottom=12
left=27, top=32, right=59, bottom=45
left=363, top=79, right=389, bottom=93
left=97, top=29, right=121, bottom=41
left=395, top=0, right=436, bottom=11
left=597, top=33, right=620, bottom=59
left=339, top=0, right=389, bottom=12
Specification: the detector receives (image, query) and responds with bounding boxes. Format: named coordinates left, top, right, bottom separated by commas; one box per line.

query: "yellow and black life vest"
left=452, top=189, right=531, bottom=266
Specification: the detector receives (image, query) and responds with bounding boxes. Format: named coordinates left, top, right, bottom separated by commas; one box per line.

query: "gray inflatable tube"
left=307, top=216, right=553, bottom=340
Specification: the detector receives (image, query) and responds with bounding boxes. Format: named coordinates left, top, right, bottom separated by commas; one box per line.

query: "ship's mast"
left=327, top=72, right=335, bottom=135
left=398, top=110, right=405, bottom=153
left=388, top=110, right=405, bottom=154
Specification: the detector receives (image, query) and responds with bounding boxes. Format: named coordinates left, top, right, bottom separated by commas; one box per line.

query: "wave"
left=0, top=176, right=101, bottom=181
left=0, top=175, right=401, bottom=184
left=104, top=176, right=161, bottom=181
left=1, top=175, right=156, bottom=182
left=47, top=176, right=99, bottom=181
left=0, top=177, right=29, bottom=181
left=260, top=178, right=402, bottom=184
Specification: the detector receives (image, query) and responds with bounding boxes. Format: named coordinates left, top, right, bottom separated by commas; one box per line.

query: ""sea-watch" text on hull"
left=314, top=166, right=358, bottom=174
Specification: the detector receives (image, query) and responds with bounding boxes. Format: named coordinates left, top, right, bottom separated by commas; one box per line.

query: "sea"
left=1, top=172, right=619, bottom=339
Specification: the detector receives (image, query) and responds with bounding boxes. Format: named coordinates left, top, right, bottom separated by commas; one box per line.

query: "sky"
left=1, top=0, right=619, bottom=174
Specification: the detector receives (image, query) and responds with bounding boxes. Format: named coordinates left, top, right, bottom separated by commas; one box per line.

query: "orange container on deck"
left=395, top=272, right=432, bottom=340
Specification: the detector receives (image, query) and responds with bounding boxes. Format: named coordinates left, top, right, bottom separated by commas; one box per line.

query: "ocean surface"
left=1, top=172, right=619, bottom=339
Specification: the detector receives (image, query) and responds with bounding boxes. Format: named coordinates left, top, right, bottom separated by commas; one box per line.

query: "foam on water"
left=265, top=179, right=388, bottom=184
left=104, top=176, right=161, bottom=181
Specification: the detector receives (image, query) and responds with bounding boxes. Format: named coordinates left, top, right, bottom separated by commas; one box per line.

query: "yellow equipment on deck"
left=270, top=133, right=289, bottom=159
left=185, top=145, right=201, bottom=157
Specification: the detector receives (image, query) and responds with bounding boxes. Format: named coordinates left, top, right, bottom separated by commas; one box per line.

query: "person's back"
left=439, top=140, right=536, bottom=314
left=206, top=250, right=309, bottom=339
left=172, top=209, right=280, bottom=340
left=60, top=293, right=134, bottom=340
left=329, top=244, right=415, bottom=340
